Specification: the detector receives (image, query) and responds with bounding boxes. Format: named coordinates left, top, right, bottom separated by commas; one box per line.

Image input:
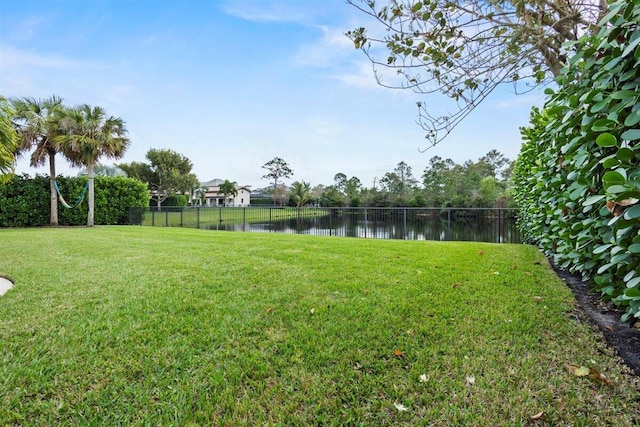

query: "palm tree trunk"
left=48, top=154, right=58, bottom=226
left=87, top=162, right=94, bottom=227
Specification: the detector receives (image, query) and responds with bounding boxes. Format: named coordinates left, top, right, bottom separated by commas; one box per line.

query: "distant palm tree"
left=77, top=163, right=126, bottom=177
left=219, top=179, right=238, bottom=207
left=12, top=95, right=65, bottom=225
left=57, top=104, right=130, bottom=226
left=291, top=180, right=311, bottom=208
left=192, top=184, right=208, bottom=206
left=0, top=97, right=19, bottom=183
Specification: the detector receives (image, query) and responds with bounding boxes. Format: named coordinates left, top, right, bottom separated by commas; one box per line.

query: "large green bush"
left=0, top=175, right=149, bottom=226
left=160, top=194, right=189, bottom=208
left=0, top=175, right=50, bottom=227
left=513, top=0, right=640, bottom=321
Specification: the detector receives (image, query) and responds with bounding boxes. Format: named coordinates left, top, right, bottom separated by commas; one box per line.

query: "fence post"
left=329, top=208, right=333, bottom=236
left=403, top=208, right=407, bottom=240
left=364, top=208, right=368, bottom=239
left=151, top=209, right=155, bottom=226
left=269, top=208, right=272, bottom=233
left=243, top=208, right=246, bottom=231
left=165, top=209, right=169, bottom=227
left=180, top=209, right=183, bottom=227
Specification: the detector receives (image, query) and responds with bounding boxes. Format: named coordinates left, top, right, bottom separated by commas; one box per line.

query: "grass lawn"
left=0, top=227, right=638, bottom=426
left=140, top=206, right=327, bottom=228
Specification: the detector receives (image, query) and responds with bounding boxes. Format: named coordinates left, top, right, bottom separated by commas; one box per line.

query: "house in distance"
left=200, top=179, right=251, bottom=207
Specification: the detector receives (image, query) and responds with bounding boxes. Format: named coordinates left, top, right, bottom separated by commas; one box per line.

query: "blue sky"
left=1, top=0, right=545, bottom=188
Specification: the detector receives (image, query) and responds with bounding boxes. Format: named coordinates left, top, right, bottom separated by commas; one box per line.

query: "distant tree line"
left=267, top=150, right=514, bottom=208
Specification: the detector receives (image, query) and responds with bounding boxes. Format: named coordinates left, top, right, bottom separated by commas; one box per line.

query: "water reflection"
left=207, top=210, right=520, bottom=243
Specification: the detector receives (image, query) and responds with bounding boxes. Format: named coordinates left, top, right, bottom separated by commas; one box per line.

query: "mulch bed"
left=552, top=262, right=640, bottom=376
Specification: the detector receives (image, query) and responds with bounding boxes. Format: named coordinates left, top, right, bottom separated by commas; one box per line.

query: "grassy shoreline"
left=139, top=206, right=327, bottom=227
left=0, top=227, right=638, bottom=425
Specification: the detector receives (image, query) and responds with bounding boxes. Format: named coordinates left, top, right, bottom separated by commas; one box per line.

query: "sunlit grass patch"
left=0, top=227, right=638, bottom=425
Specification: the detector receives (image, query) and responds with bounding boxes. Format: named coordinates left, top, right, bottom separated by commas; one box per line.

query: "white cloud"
left=328, top=59, right=420, bottom=94
left=329, top=60, right=379, bottom=89
left=492, top=92, right=545, bottom=109
left=292, top=25, right=354, bottom=68
left=0, top=44, right=103, bottom=70
left=219, top=1, right=309, bottom=24
left=5, top=16, right=47, bottom=42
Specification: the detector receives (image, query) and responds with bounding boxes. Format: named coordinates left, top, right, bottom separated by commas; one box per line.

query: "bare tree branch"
left=346, top=0, right=607, bottom=147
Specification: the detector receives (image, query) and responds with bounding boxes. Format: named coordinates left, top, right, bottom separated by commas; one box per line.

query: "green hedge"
left=0, top=175, right=149, bottom=227
left=513, top=0, right=640, bottom=321
left=159, top=195, right=189, bottom=208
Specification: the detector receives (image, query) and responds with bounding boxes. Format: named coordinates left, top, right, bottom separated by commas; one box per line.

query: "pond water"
left=206, top=211, right=521, bottom=243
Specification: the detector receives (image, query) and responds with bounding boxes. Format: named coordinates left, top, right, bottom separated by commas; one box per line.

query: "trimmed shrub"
left=0, top=175, right=149, bottom=226
left=513, top=0, right=640, bottom=321
left=160, top=195, right=189, bottom=208
left=0, top=175, right=50, bottom=227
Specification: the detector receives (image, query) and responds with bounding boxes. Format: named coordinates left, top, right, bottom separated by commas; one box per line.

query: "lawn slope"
left=0, top=227, right=638, bottom=425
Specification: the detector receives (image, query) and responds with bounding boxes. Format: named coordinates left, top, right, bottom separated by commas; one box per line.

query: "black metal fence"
left=127, top=206, right=521, bottom=243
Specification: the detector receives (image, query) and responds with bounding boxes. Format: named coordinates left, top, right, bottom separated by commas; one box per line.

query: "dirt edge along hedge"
left=513, top=0, right=640, bottom=321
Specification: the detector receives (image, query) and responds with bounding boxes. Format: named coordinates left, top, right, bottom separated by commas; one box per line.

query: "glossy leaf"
left=624, top=205, right=640, bottom=220
left=616, top=147, right=635, bottom=161
left=621, top=129, right=640, bottom=140
left=583, top=195, right=605, bottom=205
left=596, top=133, right=617, bottom=147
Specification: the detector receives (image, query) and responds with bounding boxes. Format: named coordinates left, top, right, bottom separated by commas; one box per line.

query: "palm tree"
left=219, top=180, right=238, bottom=207
left=291, top=180, right=311, bottom=208
left=77, top=163, right=126, bottom=177
left=12, top=95, right=65, bottom=225
left=0, top=97, right=19, bottom=183
left=192, top=184, right=208, bottom=206
left=58, top=104, right=130, bottom=226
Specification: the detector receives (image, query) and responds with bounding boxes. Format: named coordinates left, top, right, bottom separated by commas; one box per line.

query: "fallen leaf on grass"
left=533, top=296, right=543, bottom=302
left=393, top=349, right=404, bottom=358
left=568, top=365, right=590, bottom=376
left=568, top=365, right=615, bottom=387
left=587, top=366, right=615, bottom=387
left=266, top=307, right=274, bottom=314
left=419, top=374, right=428, bottom=382
left=310, top=308, right=315, bottom=315
left=452, top=283, right=461, bottom=288
left=394, top=403, right=408, bottom=412
left=478, top=250, right=484, bottom=256
left=530, top=411, right=546, bottom=422
left=466, top=376, right=475, bottom=385
left=509, top=264, right=517, bottom=270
